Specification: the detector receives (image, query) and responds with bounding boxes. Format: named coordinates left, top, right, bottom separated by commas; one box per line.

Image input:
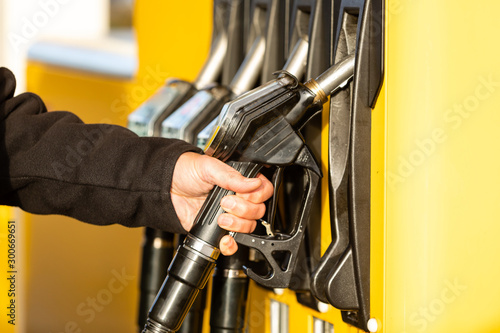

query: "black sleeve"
left=0, top=67, right=202, bottom=233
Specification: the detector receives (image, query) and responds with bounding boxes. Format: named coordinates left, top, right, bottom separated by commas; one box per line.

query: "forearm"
left=0, top=67, right=201, bottom=232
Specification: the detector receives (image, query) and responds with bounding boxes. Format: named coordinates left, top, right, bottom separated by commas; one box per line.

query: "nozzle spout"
left=315, top=55, right=355, bottom=96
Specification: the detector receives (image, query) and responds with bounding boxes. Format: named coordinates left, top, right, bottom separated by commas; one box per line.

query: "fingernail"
left=221, top=236, right=231, bottom=246
left=221, top=196, right=236, bottom=210
left=218, top=215, right=232, bottom=228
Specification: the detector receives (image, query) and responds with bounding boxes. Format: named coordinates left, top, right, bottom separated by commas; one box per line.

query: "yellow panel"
left=26, top=62, right=138, bottom=126
left=385, top=0, right=500, bottom=332
left=134, top=0, right=212, bottom=82
left=371, top=79, right=386, bottom=333
left=321, top=101, right=332, bottom=256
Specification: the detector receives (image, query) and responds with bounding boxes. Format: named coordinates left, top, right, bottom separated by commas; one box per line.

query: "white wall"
left=0, top=0, right=110, bottom=93
left=0, top=1, right=5, bottom=66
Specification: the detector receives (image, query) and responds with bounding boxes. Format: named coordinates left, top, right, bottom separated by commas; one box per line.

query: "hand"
left=171, top=152, right=273, bottom=255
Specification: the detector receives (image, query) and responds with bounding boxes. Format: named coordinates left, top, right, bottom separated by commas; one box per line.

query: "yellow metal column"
left=134, top=0, right=212, bottom=82
left=385, top=0, right=500, bottom=332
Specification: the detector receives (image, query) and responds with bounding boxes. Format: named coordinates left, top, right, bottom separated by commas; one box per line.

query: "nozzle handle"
left=143, top=161, right=261, bottom=333
left=190, top=161, right=262, bottom=246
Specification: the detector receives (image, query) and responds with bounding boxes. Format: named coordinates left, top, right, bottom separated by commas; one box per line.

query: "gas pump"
left=137, top=0, right=383, bottom=332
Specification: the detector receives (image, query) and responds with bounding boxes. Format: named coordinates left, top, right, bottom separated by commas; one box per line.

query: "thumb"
left=199, top=156, right=262, bottom=194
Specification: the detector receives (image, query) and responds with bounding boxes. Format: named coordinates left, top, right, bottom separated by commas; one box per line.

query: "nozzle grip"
left=190, top=161, right=262, bottom=246
left=144, top=161, right=261, bottom=333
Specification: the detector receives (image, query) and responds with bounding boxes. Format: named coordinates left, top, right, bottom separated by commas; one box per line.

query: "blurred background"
left=1, top=0, right=133, bottom=91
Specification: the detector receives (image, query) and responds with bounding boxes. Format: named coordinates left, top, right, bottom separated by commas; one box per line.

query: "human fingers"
left=217, top=213, right=257, bottom=234
left=220, top=195, right=266, bottom=220
left=236, top=173, right=274, bottom=203
left=219, top=235, right=238, bottom=256
left=198, top=156, right=263, bottom=193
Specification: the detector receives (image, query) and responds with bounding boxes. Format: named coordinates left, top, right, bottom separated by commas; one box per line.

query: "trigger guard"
left=293, top=145, right=322, bottom=178
left=233, top=146, right=321, bottom=289
left=233, top=227, right=305, bottom=288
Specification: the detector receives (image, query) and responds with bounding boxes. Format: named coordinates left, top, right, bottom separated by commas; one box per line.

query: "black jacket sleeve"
left=0, top=67, right=202, bottom=233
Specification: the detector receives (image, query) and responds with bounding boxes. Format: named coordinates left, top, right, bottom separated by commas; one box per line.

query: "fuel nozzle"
left=305, top=55, right=355, bottom=104
left=142, top=57, right=355, bottom=333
